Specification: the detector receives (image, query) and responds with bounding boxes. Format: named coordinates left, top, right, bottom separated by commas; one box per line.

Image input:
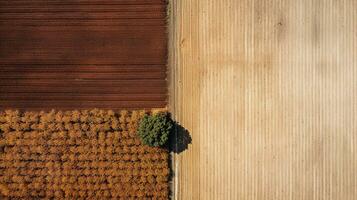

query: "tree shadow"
left=167, top=121, right=192, bottom=199
left=168, top=121, right=192, bottom=154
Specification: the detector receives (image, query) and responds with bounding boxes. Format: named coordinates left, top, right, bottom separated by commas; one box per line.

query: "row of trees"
left=1, top=174, right=168, bottom=185
left=0, top=109, right=145, bottom=123
left=0, top=160, right=168, bottom=169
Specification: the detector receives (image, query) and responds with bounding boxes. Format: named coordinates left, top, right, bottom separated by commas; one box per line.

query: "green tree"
left=137, top=113, right=172, bottom=147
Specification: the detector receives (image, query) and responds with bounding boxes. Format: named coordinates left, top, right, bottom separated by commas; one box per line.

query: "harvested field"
left=169, top=0, right=357, bottom=199
left=0, top=109, right=169, bottom=199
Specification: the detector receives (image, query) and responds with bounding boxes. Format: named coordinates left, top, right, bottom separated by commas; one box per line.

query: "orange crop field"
left=0, top=110, right=169, bottom=199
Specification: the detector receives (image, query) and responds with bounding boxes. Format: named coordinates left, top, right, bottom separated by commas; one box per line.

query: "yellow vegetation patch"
left=0, top=109, right=169, bottom=199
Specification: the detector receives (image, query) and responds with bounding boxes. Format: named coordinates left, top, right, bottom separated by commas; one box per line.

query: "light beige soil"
left=169, top=0, right=357, bottom=199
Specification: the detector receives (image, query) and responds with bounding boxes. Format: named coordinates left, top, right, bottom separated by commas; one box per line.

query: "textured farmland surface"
left=168, top=0, right=357, bottom=199
left=0, top=0, right=167, bottom=110
left=0, top=110, right=169, bottom=199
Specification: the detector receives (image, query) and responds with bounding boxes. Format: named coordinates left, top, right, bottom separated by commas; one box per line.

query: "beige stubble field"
left=168, top=0, right=357, bottom=199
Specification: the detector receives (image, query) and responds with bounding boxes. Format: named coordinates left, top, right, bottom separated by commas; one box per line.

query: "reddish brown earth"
left=0, top=0, right=167, bottom=110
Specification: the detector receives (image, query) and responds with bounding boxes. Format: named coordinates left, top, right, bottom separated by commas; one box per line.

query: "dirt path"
left=169, top=0, right=357, bottom=199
